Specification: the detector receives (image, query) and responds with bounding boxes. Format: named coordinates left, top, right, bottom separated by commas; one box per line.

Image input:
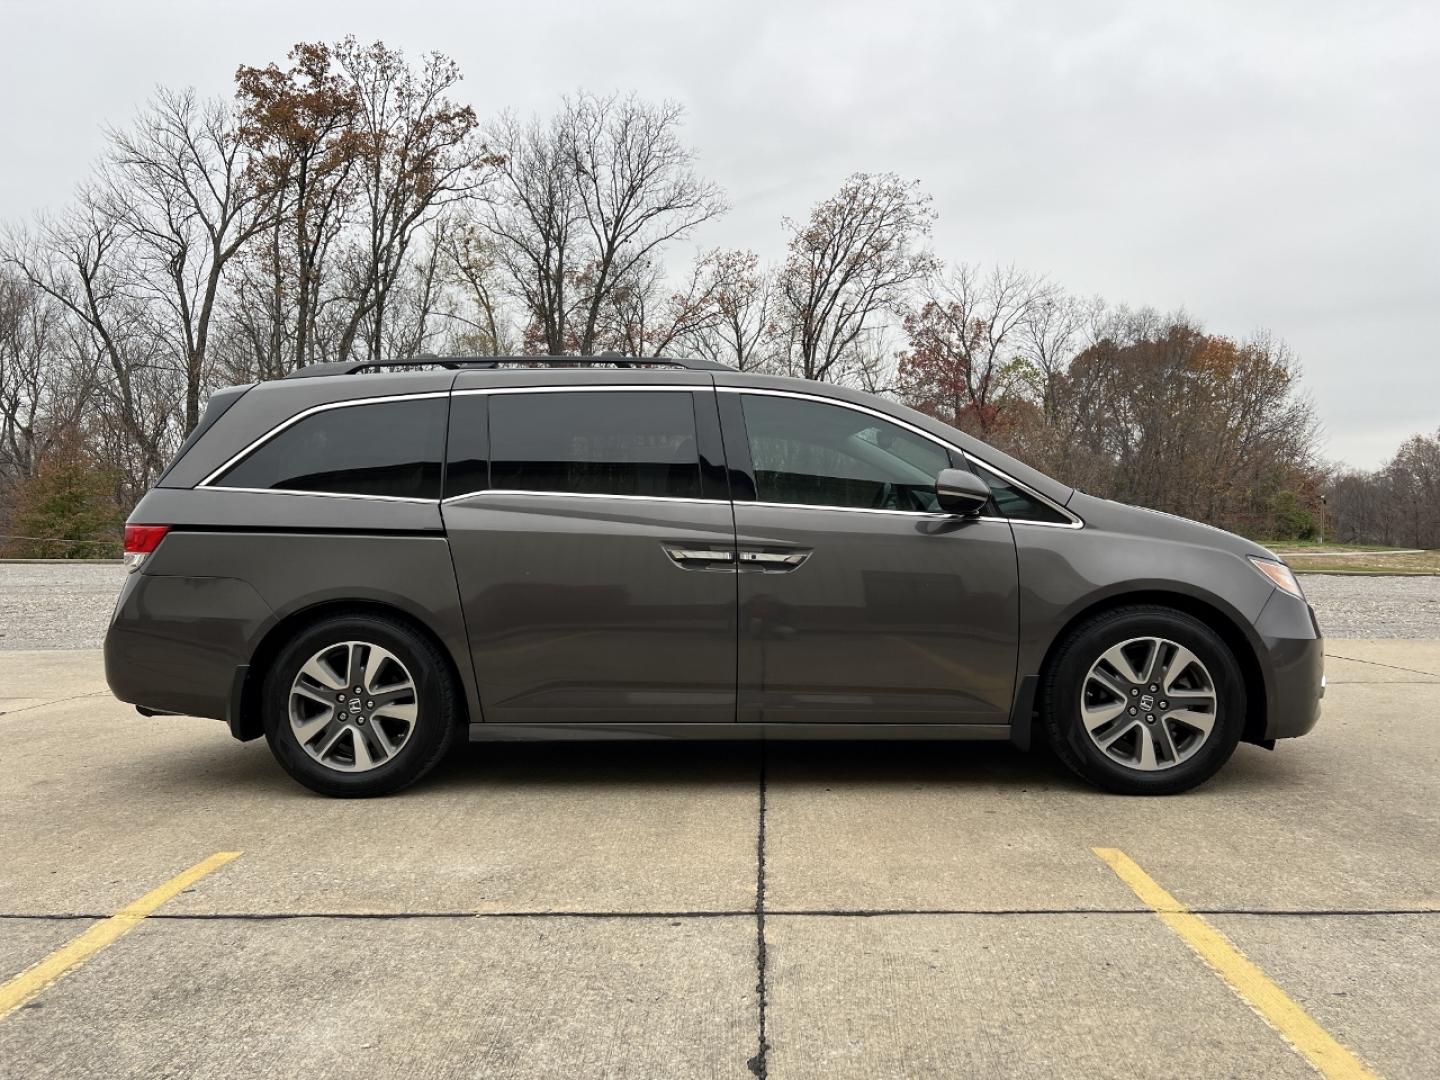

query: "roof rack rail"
left=284, top=355, right=733, bottom=379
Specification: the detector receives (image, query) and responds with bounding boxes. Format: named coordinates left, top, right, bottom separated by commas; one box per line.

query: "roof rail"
left=284, top=355, right=733, bottom=379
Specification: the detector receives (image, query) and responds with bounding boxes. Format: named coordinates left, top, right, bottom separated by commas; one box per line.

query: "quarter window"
left=444, top=394, right=490, bottom=500
left=214, top=397, right=445, bottom=500
left=970, top=462, right=1071, bottom=524
left=740, top=394, right=950, bottom=511
left=488, top=391, right=702, bottom=498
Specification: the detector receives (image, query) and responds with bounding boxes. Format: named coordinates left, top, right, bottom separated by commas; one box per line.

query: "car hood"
left=1066, top=491, right=1281, bottom=561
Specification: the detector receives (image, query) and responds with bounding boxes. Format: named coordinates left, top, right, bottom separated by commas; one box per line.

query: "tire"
left=262, top=613, right=460, bottom=797
left=1039, top=605, right=1245, bottom=795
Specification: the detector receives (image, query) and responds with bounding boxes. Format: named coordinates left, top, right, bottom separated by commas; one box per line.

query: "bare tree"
left=477, top=93, right=724, bottom=355
left=681, top=249, right=776, bottom=371
left=3, top=195, right=177, bottom=497
left=435, top=220, right=513, bottom=355
left=897, top=264, right=1056, bottom=438
left=106, top=88, right=278, bottom=430
left=567, top=93, right=726, bottom=354
left=329, top=38, right=496, bottom=362
left=598, top=251, right=727, bottom=358
left=777, top=173, right=936, bottom=382
left=477, top=107, right=583, bottom=354
left=1018, top=289, right=1098, bottom=424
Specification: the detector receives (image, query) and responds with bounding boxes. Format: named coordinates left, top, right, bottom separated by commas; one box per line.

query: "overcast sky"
left=2, top=0, right=1436, bottom=467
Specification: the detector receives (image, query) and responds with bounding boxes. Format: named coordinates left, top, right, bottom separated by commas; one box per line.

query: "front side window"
left=488, top=391, right=702, bottom=498
left=740, top=394, right=950, bottom=511
left=214, top=397, right=445, bottom=500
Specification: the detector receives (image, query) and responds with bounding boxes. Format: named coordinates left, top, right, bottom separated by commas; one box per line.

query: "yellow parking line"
left=0, top=851, right=242, bottom=1020
left=1093, top=848, right=1381, bottom=1080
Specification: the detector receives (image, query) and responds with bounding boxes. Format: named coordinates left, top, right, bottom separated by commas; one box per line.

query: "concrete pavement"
left=1, top=642, right=1438, bottom=1078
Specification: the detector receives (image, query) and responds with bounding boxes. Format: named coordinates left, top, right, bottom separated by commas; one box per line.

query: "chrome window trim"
left=200, top=485, right=437, bottom=505
left=197, top=391, right=451, bottom=491
left=442, top=488, right=726, bottom=507
left=453, top=384, right=701, bottom=397
left=720, top=385, right=1083, bottom=529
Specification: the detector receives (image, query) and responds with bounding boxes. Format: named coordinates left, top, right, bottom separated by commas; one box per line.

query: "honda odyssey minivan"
left=105, top=356, right=1324, bottom=797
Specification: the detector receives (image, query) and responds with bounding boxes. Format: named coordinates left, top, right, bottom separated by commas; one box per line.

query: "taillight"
left=123, top=524, right=170, bottom=572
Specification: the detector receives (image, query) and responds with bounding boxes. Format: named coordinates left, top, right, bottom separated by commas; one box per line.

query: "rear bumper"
left=104, top=570, right=272, bottom=723
left=1254, top=590, right=1325, bottom=740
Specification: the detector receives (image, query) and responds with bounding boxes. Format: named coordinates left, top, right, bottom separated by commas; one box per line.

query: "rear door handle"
left=738, top=549, right=811, bottom=573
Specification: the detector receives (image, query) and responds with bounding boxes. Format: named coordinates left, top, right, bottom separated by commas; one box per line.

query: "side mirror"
left=935, top=468, right=992, bottom=516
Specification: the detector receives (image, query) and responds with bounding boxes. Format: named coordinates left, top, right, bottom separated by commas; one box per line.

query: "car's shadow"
left=427, top=737, right=1094, bottom=794
left=132, top=728, right=1304, bottom=800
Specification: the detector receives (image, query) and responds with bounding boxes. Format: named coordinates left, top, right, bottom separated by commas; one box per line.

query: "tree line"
left=1325, top=432, right=1440, bottom=549
left=0, top=36, right=1381, bottom=556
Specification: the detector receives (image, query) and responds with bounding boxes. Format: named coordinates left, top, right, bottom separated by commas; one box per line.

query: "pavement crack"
left=747, top=742, right=770, bottom=1080
left=0, top=690, right=107, bottom=719
left=1328, top=653, right=1440, bottom=678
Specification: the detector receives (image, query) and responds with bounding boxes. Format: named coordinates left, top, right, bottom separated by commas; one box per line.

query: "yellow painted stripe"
left=1093, top=847, right=1381, bottom=1080
left=0, top=851, right=241, bottom=1020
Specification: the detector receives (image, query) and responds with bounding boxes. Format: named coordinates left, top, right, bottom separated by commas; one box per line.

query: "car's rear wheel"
left=1040, top=605, right=1245, bottom=795
left=262, top=613, right=459, bottom=797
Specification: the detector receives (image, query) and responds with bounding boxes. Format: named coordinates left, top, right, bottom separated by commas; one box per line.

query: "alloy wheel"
left=287, top=641, right=418, bottom=773
left=1079, top=636, right=1219, bottom=771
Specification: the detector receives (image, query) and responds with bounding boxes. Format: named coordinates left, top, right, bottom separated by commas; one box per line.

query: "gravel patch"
left=1, top=563, right=1437, bottom=651
left=1296, top=574, right=1440, bottom=639
left=0, top=563, right=126, bottom=650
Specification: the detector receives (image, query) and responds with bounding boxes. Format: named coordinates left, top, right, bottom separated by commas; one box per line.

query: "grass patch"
left=1255, top=539, right=1406, bottom=553
left=1284, top=549, right=1440, bottom=575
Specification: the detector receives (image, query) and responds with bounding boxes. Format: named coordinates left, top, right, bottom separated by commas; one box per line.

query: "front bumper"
left=1253, top=588, right=1325, bottom=740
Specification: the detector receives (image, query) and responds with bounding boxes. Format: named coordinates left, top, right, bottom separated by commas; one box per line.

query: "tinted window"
left=971, top=461, right=1070, bottom=524
left=444, top=393, right=489, bottom=499
left=215, top=397, right=445, bottom=500
left=741, top=394, right=950, bottom=511
left=489, top=391, right=702, bottom=498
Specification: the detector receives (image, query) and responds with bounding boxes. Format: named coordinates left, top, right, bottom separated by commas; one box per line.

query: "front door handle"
left=663, top=545, right=737, bottom=571
left=738, top=549, right=811, bottom=573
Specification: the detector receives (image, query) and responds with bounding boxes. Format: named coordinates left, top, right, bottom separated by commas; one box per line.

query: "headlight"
left=1248, top=556, right=1304, bottom=599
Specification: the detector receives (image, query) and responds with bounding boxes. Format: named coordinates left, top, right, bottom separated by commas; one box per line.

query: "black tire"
left=262, top=613, right=460, bottom=797
left=1039, top=605, right=1245, bottom=795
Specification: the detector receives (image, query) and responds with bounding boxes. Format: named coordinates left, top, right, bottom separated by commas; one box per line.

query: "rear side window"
left=487, top=391, right=701, bottom=498
left=213, top=397, right=446, bottom=500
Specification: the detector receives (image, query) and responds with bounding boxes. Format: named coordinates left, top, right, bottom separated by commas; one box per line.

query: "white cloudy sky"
left=2, top=0, right=1436, bottom=467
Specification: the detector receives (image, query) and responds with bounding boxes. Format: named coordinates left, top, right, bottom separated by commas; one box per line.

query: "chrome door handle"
left=738, top=549, right=811, bottom=572
left=663, top=545, right=737, bottom=571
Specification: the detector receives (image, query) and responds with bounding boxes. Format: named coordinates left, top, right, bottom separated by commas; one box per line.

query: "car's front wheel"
left=1040, top=605, right=1245, bottom=795
left=262, top=613, right=459, bottom=797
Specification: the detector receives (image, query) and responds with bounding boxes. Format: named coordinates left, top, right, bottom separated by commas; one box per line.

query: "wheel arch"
left=1029, top=589, right=1269, bottom=746
left=231, top=599, right=472, bottom=742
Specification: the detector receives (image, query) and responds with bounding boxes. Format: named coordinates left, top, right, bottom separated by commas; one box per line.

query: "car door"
left=441, top=372, right=738, bottom=726
left=718, top=385, right=1020, bottom=726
